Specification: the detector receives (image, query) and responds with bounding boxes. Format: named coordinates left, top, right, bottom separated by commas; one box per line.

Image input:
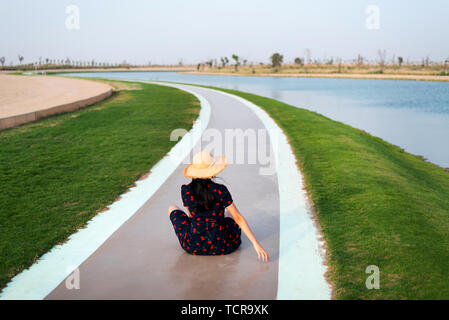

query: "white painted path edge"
left=204, top=88, right=332, bottom=300
left=0, top=85, right=211, bottom=300
left=1, top=81, right=332, bottom=300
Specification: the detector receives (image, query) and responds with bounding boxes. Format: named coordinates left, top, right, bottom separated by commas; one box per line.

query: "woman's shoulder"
left=211, top=181, right=233, bottom=205
left=181, top=180, right=230, bottom=193
left=210, top=181, right=230, bottom=193
left=181, top=183, right=191, bottom=194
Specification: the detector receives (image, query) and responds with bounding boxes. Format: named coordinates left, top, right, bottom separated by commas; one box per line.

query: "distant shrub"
left=294, top=57, right=304, bottom=65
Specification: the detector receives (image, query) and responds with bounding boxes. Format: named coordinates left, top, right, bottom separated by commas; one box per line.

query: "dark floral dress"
left=169, top=181, right=241, bottom=255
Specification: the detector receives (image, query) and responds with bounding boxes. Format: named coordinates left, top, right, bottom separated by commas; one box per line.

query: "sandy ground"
left=185, top=71, right=449, bottom=82
left=0, top=75, right=112, bottom=129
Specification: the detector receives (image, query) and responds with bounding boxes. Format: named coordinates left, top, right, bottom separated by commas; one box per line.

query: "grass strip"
left=201, top=85, right=449, bottom=299
left=0, top=80, right=200, bottom=290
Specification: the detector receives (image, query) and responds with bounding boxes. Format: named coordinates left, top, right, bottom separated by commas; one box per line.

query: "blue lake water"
left=62, top=72, right=449, bottom=168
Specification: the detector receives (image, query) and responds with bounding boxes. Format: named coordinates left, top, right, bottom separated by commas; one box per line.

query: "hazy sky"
left=2, top=0, right=449, bottom=65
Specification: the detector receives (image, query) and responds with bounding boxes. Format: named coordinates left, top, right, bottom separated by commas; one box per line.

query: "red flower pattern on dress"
left=169, top=181, right=241, bottom=256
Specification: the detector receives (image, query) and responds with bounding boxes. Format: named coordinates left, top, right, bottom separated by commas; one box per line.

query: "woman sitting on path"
left=168, top=151, right=269, bottom=262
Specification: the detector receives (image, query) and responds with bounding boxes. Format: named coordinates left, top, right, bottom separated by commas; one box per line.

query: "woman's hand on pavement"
left=253, top=242, right=269, bottom=262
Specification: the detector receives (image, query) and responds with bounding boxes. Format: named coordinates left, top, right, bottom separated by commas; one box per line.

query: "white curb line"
left=132, top=81, right=332, bottom=299
left=0, top=84, right=211, bottom=300
left=1, top=78, right=331, bottom=300
left=205, top=88, right=332, bottom=300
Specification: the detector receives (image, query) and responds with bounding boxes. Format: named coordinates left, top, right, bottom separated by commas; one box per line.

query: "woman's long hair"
left=190, top=178, right=215, bottom=212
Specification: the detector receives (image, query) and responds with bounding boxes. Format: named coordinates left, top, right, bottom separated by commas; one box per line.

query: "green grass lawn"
left=0, top=80, right=200, bottom=290
left=203, top=86, right=449, bottom=299
left=2, top=75, right=448, bottom=299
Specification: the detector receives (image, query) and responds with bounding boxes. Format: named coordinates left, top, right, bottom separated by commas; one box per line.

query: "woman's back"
left=170, top=180, right=241, bottom=255
left=181, top=180, right=233, bottom=217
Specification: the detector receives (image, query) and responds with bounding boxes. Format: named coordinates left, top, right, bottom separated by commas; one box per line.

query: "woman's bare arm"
left=185, top=206, right=192, bottom=218
left=226, top=203, right=269, bottom=262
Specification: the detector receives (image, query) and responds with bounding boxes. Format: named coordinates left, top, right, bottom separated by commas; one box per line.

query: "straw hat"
left=184, top=151, right=228, bottom=179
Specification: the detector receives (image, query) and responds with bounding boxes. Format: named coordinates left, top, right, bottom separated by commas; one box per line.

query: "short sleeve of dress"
left=221, top=185, right=233, bottom=207
left=181, top=185, right=192, bottom=209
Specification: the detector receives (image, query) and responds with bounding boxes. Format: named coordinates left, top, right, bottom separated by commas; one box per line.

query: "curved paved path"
left=46, top=84, right=281, bottom=299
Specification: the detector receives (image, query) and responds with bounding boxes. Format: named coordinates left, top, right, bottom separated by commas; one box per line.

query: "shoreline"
left=182, top=71, right=449, bottom=82
left=6, top=68, right=449, bottom=82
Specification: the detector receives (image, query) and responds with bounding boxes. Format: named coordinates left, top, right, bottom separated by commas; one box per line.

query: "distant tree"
left=270, top=53, right=283, bottom=69
left=197, top=63, right=201, bottom=71
left=232, top=54, right=240, bottom=71
left=304, top=49, right=312, bottom=64
left=243, top=59, right=248, bottom=66
left=336, top=58, right=343, bottom=73
left=356, top=54, right=364, bottom=67
left=18, top=54, right=24, bottom=65
left=294, top=57, right=303, bottom=65
left=220, top=57, right=229, bottom=68
left=0, top=57, right=5, bottom=69
left=397, top=56, right=404, bottom=68
left=377, top=49, right=387, bottom=72
left=444, top=58, right=449, bottom=74
left=207, top=60, right=213, bottom=68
